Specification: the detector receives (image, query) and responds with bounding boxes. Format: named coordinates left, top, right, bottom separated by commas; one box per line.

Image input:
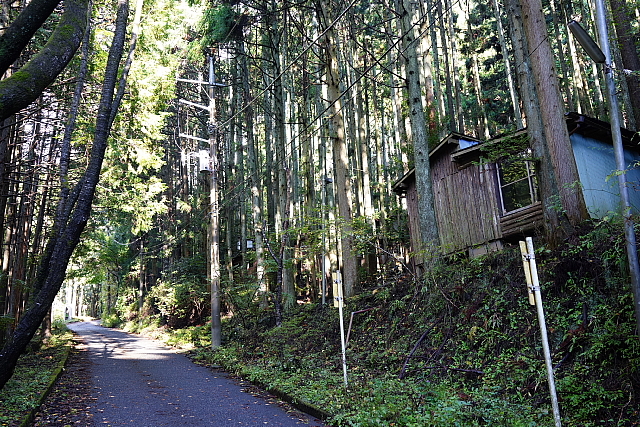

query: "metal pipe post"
left=594, top=0, right=640, bottom=337
left=525, top=237, right=562, bottom=427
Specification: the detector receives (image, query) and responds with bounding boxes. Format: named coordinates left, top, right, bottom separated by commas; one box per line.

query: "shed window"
left=498, top=152, right=538, bottom=213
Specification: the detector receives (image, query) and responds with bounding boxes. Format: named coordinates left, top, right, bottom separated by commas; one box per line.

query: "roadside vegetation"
left=4, top=220, right=639, bottom=426
left=113, top=220, right=639, bottom=426
left=0, top=325, right=73, bottom=427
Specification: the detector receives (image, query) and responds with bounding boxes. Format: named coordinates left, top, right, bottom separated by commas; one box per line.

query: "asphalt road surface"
left=68, top=321, right=326, bottom=427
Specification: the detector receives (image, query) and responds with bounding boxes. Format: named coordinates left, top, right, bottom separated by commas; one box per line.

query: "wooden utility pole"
left=208, top=52, right=221, bottom=349
left=177, top=51, right=222, bottom=349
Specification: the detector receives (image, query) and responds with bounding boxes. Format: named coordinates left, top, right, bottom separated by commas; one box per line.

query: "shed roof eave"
left=392, top=168, right=416, bottom=195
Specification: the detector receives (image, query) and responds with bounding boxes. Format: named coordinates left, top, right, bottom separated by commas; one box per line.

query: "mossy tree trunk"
left=0, top=0, right=90, bottom=121
left=396, top=0, right=440, bottom=268
left=0, top=0, right=63, bottom=75
left=0, top=0, right=128, bottom=391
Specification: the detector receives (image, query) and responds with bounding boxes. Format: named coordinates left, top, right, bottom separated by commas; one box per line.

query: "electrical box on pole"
left=198, top=149, right=210, bottom=173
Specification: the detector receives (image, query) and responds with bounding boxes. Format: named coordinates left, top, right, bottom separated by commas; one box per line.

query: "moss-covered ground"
left=0, top=328, right=73, bottom=427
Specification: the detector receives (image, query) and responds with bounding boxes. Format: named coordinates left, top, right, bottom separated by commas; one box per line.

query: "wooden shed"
left=393, top=113, right=640, bottom=259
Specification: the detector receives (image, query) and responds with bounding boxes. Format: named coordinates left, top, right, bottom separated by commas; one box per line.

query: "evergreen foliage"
left=199, top=3, right=244, bottom=48
left=2, top=0, right=640, bottom=424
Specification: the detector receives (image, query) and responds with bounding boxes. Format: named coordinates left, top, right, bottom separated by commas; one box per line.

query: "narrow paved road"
left=68, top=321, right=326, bottom=427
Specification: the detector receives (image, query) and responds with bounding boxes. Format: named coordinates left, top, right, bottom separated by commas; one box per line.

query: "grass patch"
left=0, top=326, right=73, bottom=427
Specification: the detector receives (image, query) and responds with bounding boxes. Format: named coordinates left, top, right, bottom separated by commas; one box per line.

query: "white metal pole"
left=334, top=271, right=348, bottom=388
left=525, top=237, right=561, bottom=427
left=322, top=178, right=326, bottom=306
left=338, top=300, right=348, bottom=388
left=593, top=0, right=640, bottom=337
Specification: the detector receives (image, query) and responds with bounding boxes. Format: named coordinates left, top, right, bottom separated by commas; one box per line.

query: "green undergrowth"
left=120, top=315, right=211, bottom=349
left=161, top=221, right=640, bottom=425
left=0, top=325, right=73, bottom=427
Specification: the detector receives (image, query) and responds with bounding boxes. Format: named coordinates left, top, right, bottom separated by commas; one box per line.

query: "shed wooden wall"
left=430, top=143, right=502, bottom=253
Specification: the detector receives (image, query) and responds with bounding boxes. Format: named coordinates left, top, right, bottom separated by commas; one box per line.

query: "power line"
left=206, top=0, right=463, bottom=208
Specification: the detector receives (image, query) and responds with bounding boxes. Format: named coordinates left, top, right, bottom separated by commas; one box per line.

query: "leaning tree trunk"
left=0, top=0, right=128, bottom=390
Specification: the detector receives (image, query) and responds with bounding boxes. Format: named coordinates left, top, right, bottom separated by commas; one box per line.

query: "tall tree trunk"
left=358, top=59, right=377, bottom=276
left=109, top=0, right=144, bottom=128
left=447, top=0, right=465, bottom=133
left=506, top=0, right=567, bottom=248
left=565, top=17, right=590, bottom=114
left=0, top=0, right=127, bottom=390
left=425, top=0, right=444, bottom=125
left=466, top=0, right=490, bottom=139
left=548, top=0, right=575, bottom=111
left=386, top=5, right=409, bottom=170
left=396, top=0, right=440, bottom=267
left=239, top=41, right=266, bottom=306
left=434, top=0, right=456, bottom=131
left=519, top=0, right=588, bottom=227
left=491, top=0, right=523, bottom=129
left=319, top=0, right=357, bottom=297
left=585, top=5, right=606, bottom=118
left=0, top=117, right=16, bottom=327
left=268, top=2, right=295, bottom=309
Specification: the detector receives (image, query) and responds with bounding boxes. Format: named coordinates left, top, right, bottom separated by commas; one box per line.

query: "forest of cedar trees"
left=1, top=0, right=640, bottom=424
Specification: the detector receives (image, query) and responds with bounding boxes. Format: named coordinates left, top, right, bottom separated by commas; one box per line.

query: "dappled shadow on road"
left=71, top=321, right=174, bottom=361
left=65, top=321, right=326, bottom=426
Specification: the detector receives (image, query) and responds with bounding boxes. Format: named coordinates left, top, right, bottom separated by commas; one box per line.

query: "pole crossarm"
left=178, top=98, right=209, bottom=111
left=178, top=133, right=209, bottom=143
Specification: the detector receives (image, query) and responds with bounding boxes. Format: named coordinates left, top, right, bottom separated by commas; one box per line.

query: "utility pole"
left=593, top=0, right=640, bottom=339
left=176, top=48, right=223, bottom=348
left=208, top=49, right=221, bottom=349
left=569, top=15, right=640, bottom=337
